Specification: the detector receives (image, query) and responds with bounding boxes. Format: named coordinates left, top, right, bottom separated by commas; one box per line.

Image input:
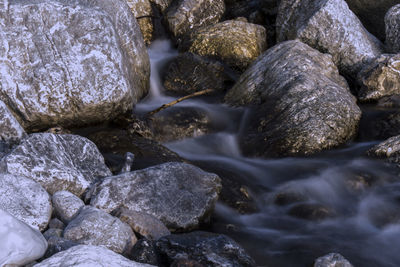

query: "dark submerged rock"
left=130, top=238, right=160, bottom=266
left=288, top=203, right=335, bottom=221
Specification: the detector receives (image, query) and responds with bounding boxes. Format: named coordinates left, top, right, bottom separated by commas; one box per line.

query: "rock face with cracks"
left=0, top=133, right=112, bottom=196
left=225, top=40, right=361, bottom=157
left=90, top=162, right=221, bottom=231
left=385, top=4, right=400, bottom=53
left=0, top=100, right=26, bottom=144
left=0, top=0, right=149, bottom=130
left=276, top=0, right=382, bottom=77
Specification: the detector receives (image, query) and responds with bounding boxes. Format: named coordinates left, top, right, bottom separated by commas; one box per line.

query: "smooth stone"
left=52, top=190, right=85, bottom=224
left=0, top=133, right=112, bottom=196
left=0, top=100, right=26, bottom=144
left=385, top=4, right=400, bottom=53
left=314, top=253, right=353, bottom=267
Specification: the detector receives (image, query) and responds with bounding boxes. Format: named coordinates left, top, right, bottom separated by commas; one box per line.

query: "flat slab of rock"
left=156, top=231, right=255, bottom=267
left=0, top=210, right=47, bottom=266
left=385, top=4, right=400, bottom=53
left=90, top=162, right=221, bottom=231
left=0, top=100, right=26, bottom=144
left=33, top=245, right=155, bottom=267
left=189, top=20, right=267, bottom=70
left=63, top=206, right=136, bottom=254
left=0, top=173, right=51, bottom=231
left=277, top=0, right=382, bottom=77
left=314, top=253, right=353, bottom=267
left=52, top=191, right=85, bottom=223
left=225, top=40, right=361, bottom=157
left=0, top=133, right=112, bottom=196
left=0, top=0, right=149, bottom=130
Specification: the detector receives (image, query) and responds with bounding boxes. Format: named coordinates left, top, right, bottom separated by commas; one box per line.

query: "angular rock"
left=52, top=191, right=85, bottom=223
left=225, top=40, right=361, bottom=157
left=155, top=231, right=255, bottom=267
left=0, top=133, right=112, bottom=196
left=277, top=0, right=382, bottom=77
left=165, top=0, right=225, bottom=44
left=115, top=208, right=170, bottom=240
left=314, top=253, right=353, bottom=267
left=0, top=100, right=26, bottom=144
left=0, top=210, right=47, bottom=266
left=367, top=135, right=400, bottom=166
left=64, top=206, right=137, bottom=254
left=130, top=239, right=159, bottom=265
left=0, top=173, right=51, bottom=231
left=385, top=4, right=400, bottom=53
left=126, top=0, right=155, bottom=45
left=34, top=245, right=155, bottom=267
left=357, top=53, right=400, bottom=101
left=163, top=52, right=235, bottom=95
left=0, top=0, right=149, bottom=130
left=188, top=20, right=267, bottom=70
left=90, top=162, right=221, bottom=231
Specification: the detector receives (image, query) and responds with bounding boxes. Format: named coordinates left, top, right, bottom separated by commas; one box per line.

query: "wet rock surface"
left=385, top=4, right=400, bottom=53
left=225, top=40, right=361, bottom=157
left=0, top=0, right=149, bottom=130
left=0, top=133, right=112, bottom=196
left=52, top=191, right=85, bottom=223
left=34, top=245, right=155, bottom=267
left=359, top=108, right=400, bottom=141
left=155, top=231, right=256, bottom=267
left=367, top=135, right=400, bottom=165
left=0, top=100, right=26, bottom=144
left=188, top=20, right=267, bottom=70
left=314, top=253, right=354, bottom=267
left=277, top=0, right=382, bottom=78
left=90, top=162, right=221, bottom=231
left=63, top=206, right=137, bottom=254
left=130, top=238, right=159, bottom=265
left=288, top=203, right=335, bottom=221
left=0, top=173, right=51, bottom=231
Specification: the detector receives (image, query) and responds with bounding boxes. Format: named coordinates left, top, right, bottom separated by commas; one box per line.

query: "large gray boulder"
left=385, top=4, right=400, bottom=53
left=0, top=173, right=51, bottom=231
left=90, top=162, right=221, bottom=231
left=188, top=20, right=267, bottom=70
left=225, top=40, right=361, bottom=157
left=0, top=0, right=149, bottom=130
left=277, top=0, right=382, bottom=78
left=0, top=100, right=26, bottom=144
left=0, top=133, right=112, bottom=196
left=33, top=245, right=155, bottom=267
left=0, top=210, right=47, bottom=267
left=63, top=206, right=137, bottom=254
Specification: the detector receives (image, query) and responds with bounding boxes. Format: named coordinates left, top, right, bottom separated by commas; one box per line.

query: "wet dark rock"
left=130, top=238, right=159, bottom=265
left=357, top=54, right=400, bottom=102
left=44, top=236, right=79, bottom=258
left=274, top=191, right=308, bottom=206
left=314, top=253, right=353, bottom=267
left=188, top=20, right=267, bottom=70
left=163, top=52, right=235, bottom=95
left=171, top=259, right=205, bottom=267
left=63, top=206, right=137, bottom=254
left=225, top=40, right=361, bottom=157
left=367, top=135, right=400, bottom=166
left=165, top=0, right=225, bottom=45
left=52, top=191, right=85, bottom=224
left=149, top=106, right=215, bottom=143
left=0, top=133, right=112, bottom=196
left=114, top=208, right=171, bottom=240
left=84, top=128, right=184, bottom=173
left=0, top=0, right=149, bottom=130
left=48, top=218, right=65, bottom=230
left=385, top=4, right=400, bottom=53
left=346, top=0, right=398, bottom=41
left=90, top=162, right=221, bottom=231
left=288, top=203, right=335, bottom=221
left=277, top=0, right=382, bottom=78
left=155, top=231, right=256, bottom=267
left=359, top=108, right=400, bottom=141
left=0, top=100, right=26, bottom=144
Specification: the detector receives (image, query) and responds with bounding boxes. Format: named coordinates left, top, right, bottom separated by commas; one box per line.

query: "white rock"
left=0, top=100, right=26, bottom=144
left=0, top=210, right=47, bottom=266
left=52, top=191, right=85, bottom=223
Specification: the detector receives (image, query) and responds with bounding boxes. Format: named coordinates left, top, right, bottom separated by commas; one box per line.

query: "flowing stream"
left=136, top=40, right=400, bottom=267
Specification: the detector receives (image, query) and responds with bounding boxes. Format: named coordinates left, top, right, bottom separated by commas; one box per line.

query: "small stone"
left=52, top=191, right=85, bottom=224
left=314, top=253, right=353, bottom=267
left=48, top=218, right=65, bottom=230
left=44, top=236, right=79, bottom=258
left=130, top=238, right=159, bottom=265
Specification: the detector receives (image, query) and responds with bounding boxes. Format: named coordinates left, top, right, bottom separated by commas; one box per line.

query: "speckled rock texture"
left=0, top=100, right=26, bottom=144
left=63, top=206, right=137, bottom=254
left=165, top=0, right=225, bottom=44
left=225, top=40, right=361, bottom=157
left=346, top=0, right=398, bottom=41
left=367, top=135, right=400, bottom=166
left=115, top=208, right=170, bottom=240
left=357, top=53, right=400, bottom=101
left=126, top=0, right=154, bottom=45
left=163, top=52, right=234, bottom=95
left=33, top=245, right=155, bottom=267
left=0, top=210, right=47, bottom=266
left=90, top=162, right=221, bottom=231
left=313, top=253, right=353, bottom=267
left=189, top=20, right=267, bottom=70
left=0, top=173, right=51, bottom=231
left=277, top=0, right=382, bottom=78
left=52, top=191, right=85, bottom=223
left=385, top=4, right=400, bottom=53
left=0, top=133, right=112, bottom=196
left=44, top=235, right=79, bottom=258
left=0, top=0, right=149, bottom=131
left=155, top=231, right=255, bottom=267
